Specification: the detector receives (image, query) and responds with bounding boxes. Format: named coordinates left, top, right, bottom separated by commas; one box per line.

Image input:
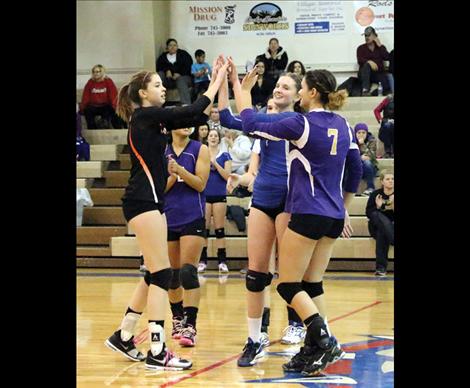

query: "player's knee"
left=246, top=270, right=268, bottom=292
left=180, top=263, right=199, bottom=290
left=215, top=228, right=225, bottom=239
left=277, top=282, right=303, bottom=304
left=149, top=268, right=172, bottom=291
left=169, top=268, right=181, bottom=289
left=301, top=280, right=324, bottom=298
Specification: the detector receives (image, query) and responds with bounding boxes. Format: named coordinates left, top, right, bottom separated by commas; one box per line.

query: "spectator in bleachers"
left=374, top=94, right=394, bottom=158
left=287, top=60, right=306, bottom=77
left=386, top=49, right=394, bottom=94
left=255, top=38, right=288, bottom=82
left=199, top=129, right=232, bottom=273
left=207, top=105, right=222, bottom=131
left=156, top=38, right=193, bottom=105
left=354, top=123, right=378, bottom=196
left=80, top=64, right=125, bottom=129
left=251, top=60, right=275, bottom=110
left=356, top=26, right=390, bottom=96
left=366, top=170, right=394, bottom=277
left=76, top=104, right=90, bottom=161
left=190, top=123, right=209, bottom=145
left=191, top=49, right=211, bottom=101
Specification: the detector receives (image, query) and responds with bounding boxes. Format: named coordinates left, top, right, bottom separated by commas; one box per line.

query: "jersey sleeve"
left=251, top=139, right=261, bottom=154
left=239, top=108, right=304, bottom=142
left=219, top=108, right=243, bottom=130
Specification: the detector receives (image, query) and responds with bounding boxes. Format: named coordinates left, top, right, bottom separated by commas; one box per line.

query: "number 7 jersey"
left=240, top=108, right=361, bottom=219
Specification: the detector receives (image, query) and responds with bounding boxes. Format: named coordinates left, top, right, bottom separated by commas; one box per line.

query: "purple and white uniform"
left=240, top=108, right=362, bottom=219
left=164, top=140, right=205, bottom=231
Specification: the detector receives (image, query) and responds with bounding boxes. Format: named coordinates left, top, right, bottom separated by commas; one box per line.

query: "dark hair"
left=304, top=69, right=347, bottom=110
left=195, top=49, right=205, bottom=57
left=166, top=38, right=177, bottom=47
left=286, top=60, right=306, bottom=76
left=269, top=38, right=279, bottom=45
left=116, top=70, right=157, bottom=122
left=208, top=128, right=221, bottom=144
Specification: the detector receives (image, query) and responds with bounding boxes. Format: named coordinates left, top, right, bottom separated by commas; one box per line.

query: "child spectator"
left=354, top=123, right=378, bottom=196
left=191, top=49, right=211, bottom=101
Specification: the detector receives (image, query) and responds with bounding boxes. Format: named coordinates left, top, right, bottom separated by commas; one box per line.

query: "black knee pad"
left=277, top=282, right=302, bottom=304
left=169, top=268, right=181, bottom=290
left=149, top=268, right=172, bottom=291
left=265, top=272, right=274, bottom=286
left=302, top=280, right=324, bottom=298
left=246, top=270, right=268, bottom=292
left=144, top=270, right=151, bottom=286
left=180, top=263, right=199, bottom=290
left=215, top=228, right=225, bottom=239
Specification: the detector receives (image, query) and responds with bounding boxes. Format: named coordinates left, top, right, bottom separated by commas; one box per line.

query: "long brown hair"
left=116, top=70, right=156, bottom=122
left=304, top=69, right=348, bottom=110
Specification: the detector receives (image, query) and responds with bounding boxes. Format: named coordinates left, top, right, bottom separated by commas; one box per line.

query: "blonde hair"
left=116, top=70, right=156, bottom=123
left=379, top=169, right=394, bottom=181
left=92, top=64, right=105, bottom=74
left=327, top=89, right=348, bottom=110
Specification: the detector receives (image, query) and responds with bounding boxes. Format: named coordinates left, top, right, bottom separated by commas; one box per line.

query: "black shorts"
left=122, top=199, right=164, bottom=222
left=288, top=214, right=344, bottom=240
left=206, top=195, right=227, bottom=204
left=167, top=218, right=206, bottom=241
left=251, top=201, right=286, bottom=221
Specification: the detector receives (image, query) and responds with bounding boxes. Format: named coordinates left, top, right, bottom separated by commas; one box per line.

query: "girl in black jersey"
left=105, top=58, right=229, bottom=371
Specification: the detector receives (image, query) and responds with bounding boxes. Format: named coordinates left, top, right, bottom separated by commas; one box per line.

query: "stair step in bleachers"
left=104, top=170, right=129, bottom=187
left=111, top=236, right=393, bottom=259
left=77, top=178, right=94, bottom=189
left=118, top=153, right=132, bottom=170
left=76, top=245, right=112, bottom=257
left=82, top=207, right=126, bottom=225
left=88, top=188, right=125, bottom=205
left=81, top=129, right=128, bottom=145
left=90, top=145, right=123, bottom=161
left=77, top=161, right=107, bottom=178
left=77, top=226, right=128, bottom=245
left=340, top=96, right=385, bottom=111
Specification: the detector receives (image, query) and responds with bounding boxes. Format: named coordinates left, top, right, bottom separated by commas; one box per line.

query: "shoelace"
left=283, top=325, right=297, bottom=337
left=181, top=326, right=196, bottom=337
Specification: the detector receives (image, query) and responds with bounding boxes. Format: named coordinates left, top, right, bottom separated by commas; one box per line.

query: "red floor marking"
left=159, top=300, right=383, bottom=387
left=342, top=339, right=394, bottom=353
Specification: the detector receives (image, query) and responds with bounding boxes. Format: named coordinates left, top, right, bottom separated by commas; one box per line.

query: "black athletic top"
left=122, top=95, right=211, bottom=205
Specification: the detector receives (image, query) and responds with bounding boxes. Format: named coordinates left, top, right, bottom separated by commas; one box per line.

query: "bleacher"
left=76, top=95, right=394, bottom=272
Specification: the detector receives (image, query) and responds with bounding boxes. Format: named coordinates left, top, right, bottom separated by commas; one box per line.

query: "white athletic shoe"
left=281, top=324, right=306, bottom=345
left=259, top=332, right=270, bottom=348
left=218, top=262, right=229, bottom=273
left=198, top=262, right=207, bottom=273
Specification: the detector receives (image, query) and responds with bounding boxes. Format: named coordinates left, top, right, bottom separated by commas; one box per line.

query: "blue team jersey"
left=240, top=108, right=361, bottom=219
left=219, top=108, right=297, bottom=208
left=164, top=140, right=205, bottom=229
left=205, top=151, right=232, bottom=197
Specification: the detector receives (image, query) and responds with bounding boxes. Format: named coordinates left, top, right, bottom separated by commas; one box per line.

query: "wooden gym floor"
left=77, top=269, right=394, bottom=387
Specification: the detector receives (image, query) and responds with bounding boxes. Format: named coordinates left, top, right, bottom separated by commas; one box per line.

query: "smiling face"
left=140, top=73, right=166, bottom=107
left=207, top=129, right=220, bottom=146
left=272, top=76, right=299, bottom=110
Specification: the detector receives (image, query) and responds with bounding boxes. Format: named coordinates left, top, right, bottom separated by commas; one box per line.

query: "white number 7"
left=328, top=128, right=338, bottom=155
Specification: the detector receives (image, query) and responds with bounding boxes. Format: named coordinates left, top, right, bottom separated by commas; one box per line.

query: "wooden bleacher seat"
left=90, top=145, right=123, bottom=161
left=81, top=129, right=128, bottom=145
left=77, top=161, right=106, bottom=178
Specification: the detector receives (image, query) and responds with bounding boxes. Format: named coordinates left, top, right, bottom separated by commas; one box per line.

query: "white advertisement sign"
left=353, top=1, right=394, bottom=33
left=294, top=1, right=346, bottom=34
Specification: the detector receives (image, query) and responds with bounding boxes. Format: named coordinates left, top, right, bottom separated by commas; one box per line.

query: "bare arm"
left=165, top=174, right=178, bottom=193
left=174, top=145, right=210, bottom=192
left=212, top=158, right=232, bottom=181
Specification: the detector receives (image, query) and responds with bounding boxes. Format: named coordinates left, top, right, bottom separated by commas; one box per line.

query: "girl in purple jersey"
left=199, top=128, right=232, bottom=273
left=238, top=68, right=363, bottom=376
left=104, top=57, right=229, bottom=371
left=165, top=127, right=210, bottom=348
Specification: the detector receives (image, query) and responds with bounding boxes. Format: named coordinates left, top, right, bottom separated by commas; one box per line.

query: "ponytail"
left=327, top=89, right=348, bottom=111
left=117, top=83, right=133, bottom=123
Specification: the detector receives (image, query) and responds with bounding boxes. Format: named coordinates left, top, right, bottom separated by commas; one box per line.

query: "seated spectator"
left=357, top=26, right=390, bottom=96
left=207, top=105, right=222, bottom=131
left=366, top=170, right=394, bottom=277
left=190, top=123, right=209, bottom=145
left=191, top=49, right=211, bottom=101
left=286, top=60, right=306, bottom=77
left=76, top=104, right=90, bottom=161
left=354, top=123, right=378, bottom=196
left=222, top=129, right=252, bottom=174
left=156, top=38, right=193, bottom=105
left=255, top=38, right=288, bottom=82
left=374, top=94, right=394, bottom=158
left=79, top=64, right=125, bottom=129
left=251, top=60, right=275, bottom=110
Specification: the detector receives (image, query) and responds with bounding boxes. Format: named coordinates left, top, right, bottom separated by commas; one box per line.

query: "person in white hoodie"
left=220, top=129, right=252, bottom=174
